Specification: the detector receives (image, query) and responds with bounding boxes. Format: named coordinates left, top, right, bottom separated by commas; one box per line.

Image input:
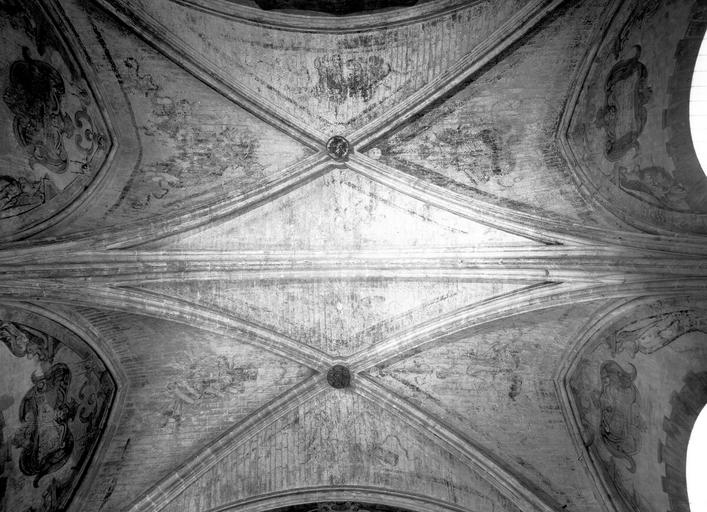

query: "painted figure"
left=598, top=361, right=645, bottom=472
left=610, top=310, right=701, bottom=356
left=161, top=354, right=257, bottom=427
left=0, top=176, right=46, bottom=218
left=617, top=164, right=689, bottom=211
left=13, top=363, right=77, bottom=487
left=314, top=54, right=391, bottom=103
left=596, top=45, right=651, bottom=161
left=0, top=321, right=56, bottom=362
left=3, top=47, right=74, bottom=174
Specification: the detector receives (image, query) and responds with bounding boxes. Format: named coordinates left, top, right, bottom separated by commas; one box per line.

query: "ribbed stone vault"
left=0, top=1, right=706, bottom=512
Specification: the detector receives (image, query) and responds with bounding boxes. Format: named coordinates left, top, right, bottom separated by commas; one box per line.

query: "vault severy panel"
left=133, top=280, right=541, bottom=358
left=160, top=390, right=522, bottom=512
left=105, top=0, right=528, bottom=136
left=0, top=1, right=113, bottom=240
left=366, top=0, right=617, bottom=227
left=0, top=304, right=116, bottom=512
left=52, top=0, right=312, bottom=235
left=370, top=302, right=607, bottom=511
left=564, top=0, right=707, bottom=234
left=143, top=168, right=540, bottom=250
left=71, top=309, right=313, bottom=512
left=562, top=297, right=707, bottom=512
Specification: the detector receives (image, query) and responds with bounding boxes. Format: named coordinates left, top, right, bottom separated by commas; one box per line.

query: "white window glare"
left=690, top=32, right=707, bottom=176
left=687, top=404, right=707, bottom=511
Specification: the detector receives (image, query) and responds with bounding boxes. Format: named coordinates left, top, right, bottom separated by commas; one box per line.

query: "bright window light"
left=687, top=404, right=707, bottom=511
left=690, top=33, right=707, bottom=176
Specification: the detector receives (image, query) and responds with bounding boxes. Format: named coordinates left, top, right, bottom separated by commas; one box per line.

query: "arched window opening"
left=687, top=404, right=707, bottom=511
left=253, top=0, right=418, bottom=15
left=689, top=31, right=707, bottom=177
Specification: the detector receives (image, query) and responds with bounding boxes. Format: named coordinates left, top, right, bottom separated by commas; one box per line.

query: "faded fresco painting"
left=0, top=306, right=115, bottom=512
left=567, top=0, right=707, bottom=232
left=568, top=299, right=707, bottom=512
left=0, top=0, right=111, bottom=238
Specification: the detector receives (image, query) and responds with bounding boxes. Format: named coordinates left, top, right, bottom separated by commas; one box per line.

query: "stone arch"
left=201, top=486, right=473, bottom=512
left=659, top=371, right=707, bottom=512
left=666, top=1, right=707, bottom=215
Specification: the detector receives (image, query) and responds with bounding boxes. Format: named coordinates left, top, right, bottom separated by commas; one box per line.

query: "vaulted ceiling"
left=0, top=1, right=706, bottom=512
